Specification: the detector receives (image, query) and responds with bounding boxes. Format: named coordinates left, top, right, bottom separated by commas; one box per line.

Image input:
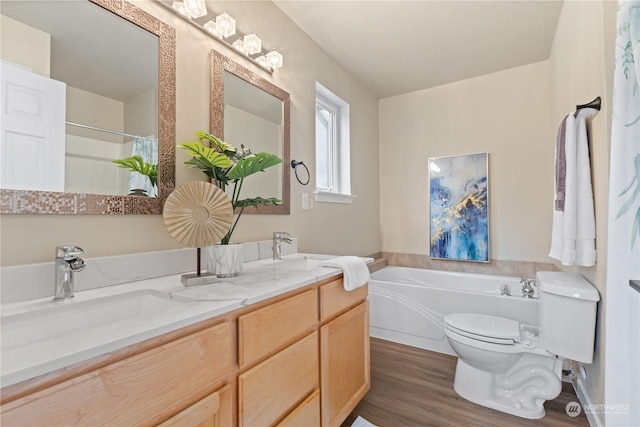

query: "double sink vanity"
left=0, top=253, right=371, bottom=426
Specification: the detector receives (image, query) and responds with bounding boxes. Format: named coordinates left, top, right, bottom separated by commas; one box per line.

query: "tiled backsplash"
left=377, top=252, right=557, bottom=278
left=0, top=238, right=298, bottom=304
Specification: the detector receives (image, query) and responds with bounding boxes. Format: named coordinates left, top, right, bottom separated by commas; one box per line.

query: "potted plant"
left=112, top=155, right=158, bottom=196
left=178, top=131, right=282, bottom=276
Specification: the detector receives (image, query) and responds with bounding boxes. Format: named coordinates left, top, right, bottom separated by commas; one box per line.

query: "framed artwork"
left=429, top=152, right=489, bottom=262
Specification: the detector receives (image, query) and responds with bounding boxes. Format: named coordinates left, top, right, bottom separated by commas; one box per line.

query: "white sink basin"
left=171, top=254, right=339, bottom=303
left=250, top=253, right=337, bottom=270
left=1, top=289, right=189, bottom=353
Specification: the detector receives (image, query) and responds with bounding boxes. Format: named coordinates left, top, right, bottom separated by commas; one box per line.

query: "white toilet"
left=443, top=271, right=600, bottom=419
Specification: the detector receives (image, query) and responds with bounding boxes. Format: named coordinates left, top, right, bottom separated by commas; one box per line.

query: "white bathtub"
left=369, top=266, right=539, bottom=356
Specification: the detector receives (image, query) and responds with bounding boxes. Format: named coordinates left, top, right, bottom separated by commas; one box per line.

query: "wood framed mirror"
left=210, top=50, right=290, bottom=215
left=0, top=0, right=175, bottom=214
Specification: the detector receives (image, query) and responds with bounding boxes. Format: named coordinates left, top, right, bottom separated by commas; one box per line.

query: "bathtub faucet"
left=500, top=284, right=511, bottom=296
left=521, top=277, right=537, bottom=298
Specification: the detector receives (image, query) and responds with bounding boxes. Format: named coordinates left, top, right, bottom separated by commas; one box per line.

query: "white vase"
left=204, top=243, right=243, bottom=277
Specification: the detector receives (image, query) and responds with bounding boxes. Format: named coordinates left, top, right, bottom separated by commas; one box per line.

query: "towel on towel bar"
left=319, top=256, right=370, bottom=291
left=549, top=108, right=597, bottom=266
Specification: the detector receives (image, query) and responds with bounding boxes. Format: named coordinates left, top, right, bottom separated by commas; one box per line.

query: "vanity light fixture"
left=255, top=55, right=269, bottom=68
left=232, top=39, right=248, bottom=55
left=204, top=19, right=220, bottom=37
left=215, top=12, right=236, bottom=38
left=266, top=50, right=283, bottom=70
left=171, top=0, right=206, bottom=19
left=243, top=33, right=262, bottom=55
left=158, top=0, right=284, bottom=72
left=183, top=0, right=207, bottom=18
left=171, top=1, right=189, bottom=17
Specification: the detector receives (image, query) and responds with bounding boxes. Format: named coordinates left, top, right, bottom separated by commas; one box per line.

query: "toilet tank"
left=536, top=271, right=600, bottom=363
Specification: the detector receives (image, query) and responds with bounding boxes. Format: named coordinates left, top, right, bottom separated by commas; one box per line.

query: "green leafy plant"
left=112, top=155, right=158, bottom=196
left=178, top=131, right=282, bottom=244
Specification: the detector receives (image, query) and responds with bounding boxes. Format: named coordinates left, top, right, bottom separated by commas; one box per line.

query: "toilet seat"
left=444, top=313, right=522, bottom=344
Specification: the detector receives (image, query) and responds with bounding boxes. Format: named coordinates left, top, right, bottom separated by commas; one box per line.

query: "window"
left=315, top=82, right=354, bottom=204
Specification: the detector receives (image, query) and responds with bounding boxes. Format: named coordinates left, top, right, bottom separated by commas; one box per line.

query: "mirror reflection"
left=224, top=71, right=283, bottom=200
left=210, top=50, right=290, bottom=215
left=1, top=0, right=159, bottom=197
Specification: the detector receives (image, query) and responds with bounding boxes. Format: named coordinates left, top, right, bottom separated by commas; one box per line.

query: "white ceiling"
left=274, top=1, right=564, bottom=98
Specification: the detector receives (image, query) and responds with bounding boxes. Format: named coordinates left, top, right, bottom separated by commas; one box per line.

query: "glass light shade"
left=266, top=50, right=283, bottom=69
left=184, top=0, right=207, bottom=18
left=255, top=55, right=269, bottom=68
left=171, top=1, right=189, bottom=16
left=204, top=19, right=220, bottom=37
left=243, top=33, right=262, bottom=55
left=216, top=12, right=236, bottom=38
left=232, top=39, right=248, bottom=55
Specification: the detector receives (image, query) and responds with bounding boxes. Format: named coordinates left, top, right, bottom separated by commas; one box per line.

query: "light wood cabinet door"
left=158, top=384, right=233, bottom=427
left=276, top=389, right=321, bottom=427
left=239, top=289, right=317, bottom=369
left=239, top=331, right=319, bottom=427
left=0, top=322, right=232, bottom=426
left=320, top=301, right=370, bottom=427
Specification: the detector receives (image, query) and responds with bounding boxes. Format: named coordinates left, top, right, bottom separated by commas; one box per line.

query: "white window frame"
left=314, top=82, right=355, bottom=204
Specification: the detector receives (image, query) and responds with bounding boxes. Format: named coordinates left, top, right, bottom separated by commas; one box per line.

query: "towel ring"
left=291, top=160, right=310, bottom=185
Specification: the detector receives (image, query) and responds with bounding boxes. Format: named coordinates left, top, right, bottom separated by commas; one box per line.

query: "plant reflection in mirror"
left=112, top=155, right=158, bottom=196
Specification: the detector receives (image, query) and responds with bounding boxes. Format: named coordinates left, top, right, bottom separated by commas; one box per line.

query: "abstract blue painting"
left=429, top=153, right=489, bottom=262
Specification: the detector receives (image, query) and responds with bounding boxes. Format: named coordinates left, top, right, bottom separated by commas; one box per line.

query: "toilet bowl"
left=444, top=271, right=600, bottom=419
left=444, top=313, right=562, bottom=419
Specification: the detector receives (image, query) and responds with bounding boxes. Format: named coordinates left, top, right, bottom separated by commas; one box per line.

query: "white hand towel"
left=574, top=108, right=597, bottom=266
left=549, top=108, right=597, bottom=266
left=320, top=256, right=370, bottom=291
left=550, top=113, right=577, bottom=264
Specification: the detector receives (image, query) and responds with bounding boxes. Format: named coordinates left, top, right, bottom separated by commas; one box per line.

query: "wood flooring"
left=341, top=338, right=589, bottom=427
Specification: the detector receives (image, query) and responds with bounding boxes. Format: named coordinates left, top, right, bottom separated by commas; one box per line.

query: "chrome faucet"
left=54, top=246, right=86, bottom=301
left=500, top=284, right=511, bottom=296
left=521, top=277, right=537, bottom=298
left=272, top=232, right=293, bottom=260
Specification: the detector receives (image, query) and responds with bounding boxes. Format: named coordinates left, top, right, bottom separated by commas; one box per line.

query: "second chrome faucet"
left=272, top=232, right=293, bottom=260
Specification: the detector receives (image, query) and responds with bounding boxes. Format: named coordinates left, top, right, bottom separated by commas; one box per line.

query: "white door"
left=0, top=61, right=66, bottom=192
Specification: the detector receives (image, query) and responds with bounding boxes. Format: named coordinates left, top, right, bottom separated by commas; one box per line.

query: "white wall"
left=0, top=0, right=380, bottom=266
left=379, top=61, right=552, bottom=262
left=66, top=86, right=124, bottom=144
left=548, top=0, right=617, bottom=422
left=0, top=15, right=50, bottom=77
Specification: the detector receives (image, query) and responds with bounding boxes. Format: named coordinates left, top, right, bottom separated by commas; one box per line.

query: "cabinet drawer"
left=239, top=331, right=319, bottom=427
left=159, top=383, right=233, bottom=427
left=1, top=322, right=232, bottom=426
left=277, top=389, right=320, bottom=427
left=320, top=279, right=368, bottom=322
left=239, top=289, right=317, bottom=368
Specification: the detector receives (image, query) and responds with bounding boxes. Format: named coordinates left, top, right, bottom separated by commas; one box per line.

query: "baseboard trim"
left=575, top=378, right=604, bottom=427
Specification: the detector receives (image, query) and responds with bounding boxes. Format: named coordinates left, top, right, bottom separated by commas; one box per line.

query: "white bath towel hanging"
left=549, top=108, right=597, bottom=266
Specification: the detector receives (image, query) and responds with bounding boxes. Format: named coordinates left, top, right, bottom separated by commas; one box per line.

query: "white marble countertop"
left=0, top=253, right=371, bottom=388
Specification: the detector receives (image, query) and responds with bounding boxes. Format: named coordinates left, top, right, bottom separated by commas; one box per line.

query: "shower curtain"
left=129, top=136, right=158, bottom=197
left=605, top=1, right=640, bottom=426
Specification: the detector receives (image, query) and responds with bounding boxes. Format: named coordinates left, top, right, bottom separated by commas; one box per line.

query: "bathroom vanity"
left=0, top=273, right=369, bottom=427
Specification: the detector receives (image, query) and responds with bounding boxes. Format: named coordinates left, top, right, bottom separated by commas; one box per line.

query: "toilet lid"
left=444, top=313, right=521, bottom=343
